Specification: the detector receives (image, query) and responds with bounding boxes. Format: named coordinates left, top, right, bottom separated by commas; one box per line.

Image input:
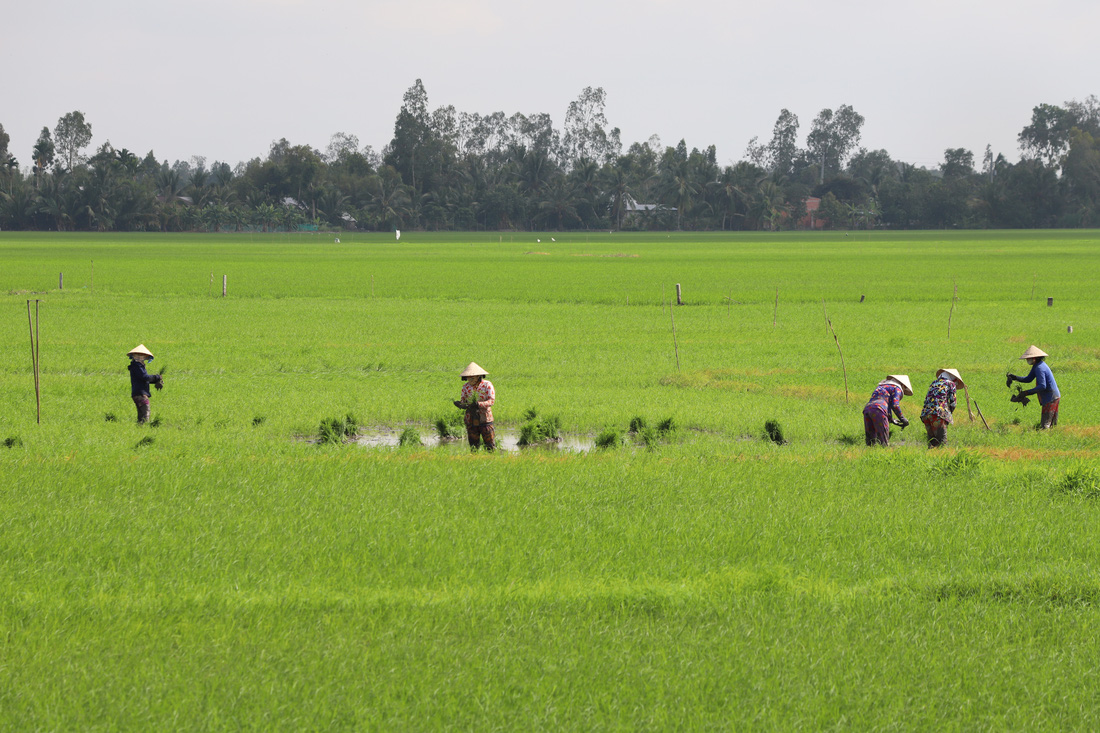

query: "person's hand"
left=898, top=417, right=909, bottom=429
left=453, top=400, right=464, bottom=408
left=1005, top=373, right=1014, bottom=388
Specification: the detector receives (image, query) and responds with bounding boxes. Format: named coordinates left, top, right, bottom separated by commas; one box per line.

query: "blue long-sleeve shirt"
left=1016, top=361, right=1060, bottom=405
left=128, top=359, right=160, bottom=397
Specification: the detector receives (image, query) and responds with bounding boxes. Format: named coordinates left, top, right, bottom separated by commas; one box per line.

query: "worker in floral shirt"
left=453, top=362, right=496, bottom=451
left=920, top=368, right=962, bottom=447
left=862, top=374, right=911, bottom=446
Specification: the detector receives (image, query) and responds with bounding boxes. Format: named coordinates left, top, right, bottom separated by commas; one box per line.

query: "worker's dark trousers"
left=133, top=395, right=150, bottom=424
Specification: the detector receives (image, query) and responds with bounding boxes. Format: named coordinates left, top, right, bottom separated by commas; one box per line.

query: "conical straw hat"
left=1019, top=345, right=1048, bottom=360
left=127, top=344, right=153, bottom=358
left=936, top=368, right=965, bottom=387
left=886, top=374, right=913, bottom=396
left=459, top=362, right=488, bottom=378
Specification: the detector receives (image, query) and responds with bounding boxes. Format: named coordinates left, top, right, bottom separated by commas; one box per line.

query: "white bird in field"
left=551, top=238, right=556, bottom=242
left=537, top=239, right=540, bottom=242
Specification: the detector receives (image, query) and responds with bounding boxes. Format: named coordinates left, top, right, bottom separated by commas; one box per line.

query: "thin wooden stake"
left=962, top=384, right=975, bottom=421
left=947, top=281, right=958, bottom=339
left=973, top=399, right=991, bottom=431
left=27, top=300, right=41, bottom=424
left=59, top=272, right=64, bottom=290
left=1030, top=275, right=1036, bottom=300
left=822, top=298, right=830, bottom=337
left=222, top=274, right=227, bottom=297
left=824, top=306, right=849, bottom=404
left=675, top=283, right=683, bottom=306
left=670, top=299, right=680, bottom=372
left=773, top=286, right=779, bottom=327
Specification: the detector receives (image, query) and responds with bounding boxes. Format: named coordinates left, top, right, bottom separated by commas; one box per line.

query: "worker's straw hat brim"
left=459, top=362, right=488, bottom=378
left=1019, top=345, right=1048, bottom=360
left=936, top=368, right=965, bottom=387
left=886, top=374, right=914, bottom=396
left=127, top=344, right=154, bottom=358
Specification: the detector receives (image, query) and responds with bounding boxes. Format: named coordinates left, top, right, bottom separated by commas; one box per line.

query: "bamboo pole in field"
left=676, top=283, right=683, bottom=305
left=27, top=300, right=41, bottom=423
left=222, top=275, right=227, bottom=297
left=962, top=384, right=975, bottom=421
left=670, top=299, right=680, bottom=372
left=823, top=301, right=849, bottom=404
left=947, top=281, right=958, bottom=339
left=972, top=399, right=992, bottom=431
left=59, top=272, right=63, bottom=290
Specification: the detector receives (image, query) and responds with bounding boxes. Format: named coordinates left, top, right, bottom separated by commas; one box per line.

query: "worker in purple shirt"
left=1007, top=345, right=1060, bottom=429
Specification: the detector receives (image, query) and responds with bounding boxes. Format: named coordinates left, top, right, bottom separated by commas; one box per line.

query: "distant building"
left=801, top=197, right=824, bottom=229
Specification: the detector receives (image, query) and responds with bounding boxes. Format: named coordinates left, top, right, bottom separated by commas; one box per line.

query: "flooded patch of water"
left=355, top=428, right=593, bottom=453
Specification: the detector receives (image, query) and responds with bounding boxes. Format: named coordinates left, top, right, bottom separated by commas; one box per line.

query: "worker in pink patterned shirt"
left=453, top=362, right=496, bottom=451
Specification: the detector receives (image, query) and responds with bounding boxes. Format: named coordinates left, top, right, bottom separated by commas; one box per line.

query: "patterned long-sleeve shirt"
left=920, top=377, right=957, bottom=423
left=864, top=381, right=905, bottom=420
left=460, top=379, right=495, bottom=425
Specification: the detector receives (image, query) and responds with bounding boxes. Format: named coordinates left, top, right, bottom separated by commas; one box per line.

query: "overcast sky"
left=3, top=0, right=1097, bottom=172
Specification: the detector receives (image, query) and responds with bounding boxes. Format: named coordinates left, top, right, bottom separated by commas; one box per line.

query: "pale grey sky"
left=3, top=0, right=1097, bottom=171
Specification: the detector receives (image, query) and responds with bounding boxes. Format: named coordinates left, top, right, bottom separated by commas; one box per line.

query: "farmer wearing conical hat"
left=453, top=362, right=496, bottom=451
left=1007, top=345, right=1060, bottom=429
left=127, top=344, right=163, bottom=424
left=862, top=374, right=911, bottom=446
left=920, top=368, right=964, bottom=447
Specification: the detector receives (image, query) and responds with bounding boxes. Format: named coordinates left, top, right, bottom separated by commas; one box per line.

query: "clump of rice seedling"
left=1054, top=465, right=1100, bottom=499
left=134, top=436, right=155, bottom=449
left=595, top=427, right=624, bottom=449
left=252, top=416, right=265, bottom=427
left=837, top=433, right=861, bottom=446
left=934, top=450, right=983, bottom=477
left=629, top=416, right=647, bottom=434
left=4, top=436, right=23, bottom=449
left=518, top=409, right=561, bottom=446
left=522, top=406, right=539, bottom=421
left=104, top=413, right=118, bottom=423
left=764, top=419, right=786, bottom=445
left=149, top=415, right=162, bottom=428
left=656, top=417, right=676, bottom=434
left=434, top=411, right=464, bottom=439
left=638, top=426, right=660, bottom=450
left=398, top=427, right=422, bottom=447
left=317, top=413, right=359, bottom=444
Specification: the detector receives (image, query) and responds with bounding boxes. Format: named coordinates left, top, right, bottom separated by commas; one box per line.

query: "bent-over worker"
left=1007, top=345, right=1060, bottom=429
left=921, top=368, right=963, bottom=448
left=863, top=374, right=912, bottom=446
left=454, top=362, right=496, bottom=451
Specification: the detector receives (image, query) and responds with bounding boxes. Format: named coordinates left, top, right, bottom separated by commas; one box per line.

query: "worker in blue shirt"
left=1007, top=345, right=1060, bottom=429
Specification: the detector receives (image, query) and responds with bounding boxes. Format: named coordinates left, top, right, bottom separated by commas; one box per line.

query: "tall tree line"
left=2, top=86, right=1098, bottom=232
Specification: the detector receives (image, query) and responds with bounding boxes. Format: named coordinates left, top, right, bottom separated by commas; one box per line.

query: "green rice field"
left=2, top=230, right=1100, bottom=729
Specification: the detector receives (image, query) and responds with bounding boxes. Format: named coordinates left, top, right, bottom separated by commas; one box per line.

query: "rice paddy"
left=2, top=229, right=1100, bottom=729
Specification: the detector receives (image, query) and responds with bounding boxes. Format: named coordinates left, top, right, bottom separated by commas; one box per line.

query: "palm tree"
left=537, top=177, right=580, bottom=230
left=601, top=163, right=632, bottom=230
